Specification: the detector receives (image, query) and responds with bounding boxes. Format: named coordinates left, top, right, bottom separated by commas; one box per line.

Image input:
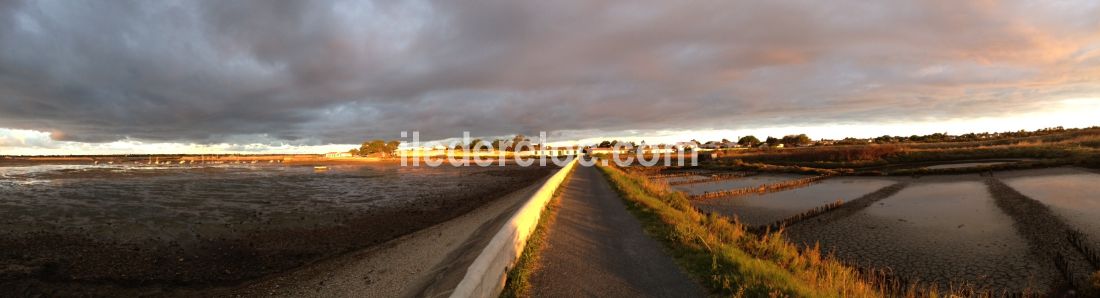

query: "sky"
left=1, top=0, right=1099, bottom=155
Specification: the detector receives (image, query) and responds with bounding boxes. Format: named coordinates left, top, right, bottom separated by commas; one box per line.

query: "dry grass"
left=722, top=145, right=905, bottom=163
left=715, top=129, right=1100, bottom=172
left=1093, top=271, right=1100, bottom=291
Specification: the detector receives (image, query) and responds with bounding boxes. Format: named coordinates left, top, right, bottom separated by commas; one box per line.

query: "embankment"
left=447, top=158, right=578, bottom=298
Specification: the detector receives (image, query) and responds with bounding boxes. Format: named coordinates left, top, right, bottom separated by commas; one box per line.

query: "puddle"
left=787, top=181, right=1055, bottom=292
left=672, top=174, right=808, bottom=195
left=693, top=178, right=894, bottom=226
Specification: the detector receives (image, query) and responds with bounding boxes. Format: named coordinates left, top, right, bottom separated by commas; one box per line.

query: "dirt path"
left=528, top=165, right=706, bottom=298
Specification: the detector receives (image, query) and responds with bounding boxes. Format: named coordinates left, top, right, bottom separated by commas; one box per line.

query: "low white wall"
left=448, top=157, right=579, bottom=298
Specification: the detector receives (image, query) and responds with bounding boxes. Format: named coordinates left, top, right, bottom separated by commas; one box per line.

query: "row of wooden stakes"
left=750, top=199, right=844, bottom=234
left=690, top=175, right=833, bottom=200
left=668, top=172, right=755, bottom=186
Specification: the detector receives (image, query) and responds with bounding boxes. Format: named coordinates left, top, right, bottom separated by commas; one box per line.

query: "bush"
left=1093, top=271, right=1100, bottom=291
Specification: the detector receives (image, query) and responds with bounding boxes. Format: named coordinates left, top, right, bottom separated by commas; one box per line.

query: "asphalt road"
left=529, top=165, right=706, bottom=298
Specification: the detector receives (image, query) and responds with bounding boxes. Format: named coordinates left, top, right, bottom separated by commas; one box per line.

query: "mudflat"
left=0, top=162, right=552, bottom=296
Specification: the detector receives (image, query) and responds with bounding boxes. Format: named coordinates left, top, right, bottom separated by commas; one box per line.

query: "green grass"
left=499, top=168, right=574, bottom=298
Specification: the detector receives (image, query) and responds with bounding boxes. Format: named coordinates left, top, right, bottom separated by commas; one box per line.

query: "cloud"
left=0, top=0, right=1099, bottom=148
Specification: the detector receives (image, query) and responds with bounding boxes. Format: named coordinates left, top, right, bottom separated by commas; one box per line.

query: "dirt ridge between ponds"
left=786, top=182, right=908, bottom=227
left=985, top=178, right=1099, bottom=293
left=752, top=200, right=844, bottom=233
left=668, top=172, right=756, bottom=186
left=691, top=175, right=834, bottom=200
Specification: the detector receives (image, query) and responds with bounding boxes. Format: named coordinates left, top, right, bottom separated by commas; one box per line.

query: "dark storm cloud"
left=1, top=0, right=1099, bottom=144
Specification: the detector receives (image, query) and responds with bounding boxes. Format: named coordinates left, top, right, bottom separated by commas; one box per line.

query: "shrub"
left=1093, top=271, right=1100, bottom=291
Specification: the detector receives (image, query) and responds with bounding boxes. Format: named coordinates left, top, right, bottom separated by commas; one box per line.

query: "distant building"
left=325, top=152, right=353, bottom=158
left=587, top=147, right=631, bottom=155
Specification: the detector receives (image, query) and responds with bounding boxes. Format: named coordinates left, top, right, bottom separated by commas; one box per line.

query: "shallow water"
left=1003, top=168, right=1100, bottom=249
left=787, top=181, right=1055, bottom=291
left=693, top=177, right=894, bottom=226
left=672, top=174, right=807, bottom=195
left=924, top=162, right=1010, bottom=170
left=0, top=163, right=539, bottom=240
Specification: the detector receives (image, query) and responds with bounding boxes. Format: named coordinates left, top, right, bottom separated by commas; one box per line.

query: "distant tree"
left=348, top=148, right=359, bottom=156
left=358, top=141, right=371, bottom=156
left=490, top=139, right=504, bottom=150
left=371, top=140, right=386, bottom=154
left=469, top=138, right=489, bottom=151
left=721, top=138, right=730, bottom=143
left=765, top=136, right=781, bottom=147
left=928, top=132, right=947, bottom=142
left=781, top=134, right=811, bottom=146
left=781, top=136, right=796, bottom=146
left=510, top=134, right=529, bottom=151
left=796, top=134, right=811, bottom=145
left=598, top=140, right=613, bottom=148
left=836, top=137, right=866, bottom=145
left=385, top=140, right=401, bottom=157
left=356, top=140, right=391, bottom=156
left=738, top=136, right=761, bottom=147
left=873, top=135, right=895, bottom=144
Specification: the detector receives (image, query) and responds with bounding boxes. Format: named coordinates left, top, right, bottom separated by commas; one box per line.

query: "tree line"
left=349, top=140, right=401, bottom=157
left=733, top=134, right=810, bottom=147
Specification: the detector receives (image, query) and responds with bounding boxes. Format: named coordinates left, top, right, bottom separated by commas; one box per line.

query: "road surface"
left=529, top=165, right=706, bottom=297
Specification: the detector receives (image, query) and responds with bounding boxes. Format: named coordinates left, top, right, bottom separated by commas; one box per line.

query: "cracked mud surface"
left=787, top=178, right=1058, bottom=292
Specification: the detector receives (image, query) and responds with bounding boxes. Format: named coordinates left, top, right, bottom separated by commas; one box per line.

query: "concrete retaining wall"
left=449, top=158, right=579, bottom=298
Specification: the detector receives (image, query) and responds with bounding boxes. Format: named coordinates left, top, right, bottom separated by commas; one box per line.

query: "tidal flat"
left=0, top=162, right=552, bottom=294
